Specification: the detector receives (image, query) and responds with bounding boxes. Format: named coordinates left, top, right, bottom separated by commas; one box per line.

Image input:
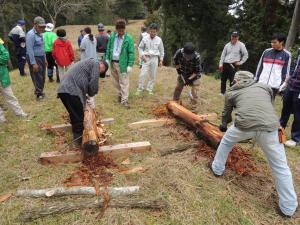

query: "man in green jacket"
left=0, top=38, right=27, bottom=122
left=43, top=23, right=59, bottom=82
left=106, top=19, right=135, bottom=107
left=209, top=71, right=298, bottom=217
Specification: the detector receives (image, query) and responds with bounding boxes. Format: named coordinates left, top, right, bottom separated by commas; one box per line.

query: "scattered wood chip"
left=119, top=166, right=148, bottom=174
left=0, top=193, right=12, bottom=203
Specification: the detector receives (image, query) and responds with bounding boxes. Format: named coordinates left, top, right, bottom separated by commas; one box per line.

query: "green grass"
left=0, top=20, right=300, bottom=225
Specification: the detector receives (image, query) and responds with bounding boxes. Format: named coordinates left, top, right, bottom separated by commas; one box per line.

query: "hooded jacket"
left=222, top=78, right=279, bottom=131
left=52, top=38, right=75, bottom=67
left=0, top=41, right=11, bottom=88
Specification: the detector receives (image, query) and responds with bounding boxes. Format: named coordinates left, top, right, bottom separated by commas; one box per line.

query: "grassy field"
left=0, top=20, right=299, bottom=225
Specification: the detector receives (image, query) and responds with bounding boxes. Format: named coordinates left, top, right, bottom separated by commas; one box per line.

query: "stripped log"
left=166, top=101, right=223, bottom=148
left=82, top=105, right=101, bottom=154
left=19, top=197, right=168, bottom=222
left=39, top=141, right=152, bottom=165
left=41, top=118, right=114, bottom=132
left=128, top=118, right=175, bottom=129
left=15, top=186, right=139, bottom=198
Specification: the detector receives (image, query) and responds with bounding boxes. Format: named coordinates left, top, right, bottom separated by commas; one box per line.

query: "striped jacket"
left=255, top=48, right=291, bottom=89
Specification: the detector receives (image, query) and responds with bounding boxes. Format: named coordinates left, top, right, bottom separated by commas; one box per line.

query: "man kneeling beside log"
left=209, top=71, right=298, bottom=217
left=57, top=59, right=108, bottom=148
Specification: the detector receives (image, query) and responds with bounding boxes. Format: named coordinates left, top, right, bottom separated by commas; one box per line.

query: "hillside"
left=0, top=20, right=299, bottom=225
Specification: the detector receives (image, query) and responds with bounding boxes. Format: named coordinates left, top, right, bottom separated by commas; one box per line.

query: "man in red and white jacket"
left=255, top=33, right=291, bottom=99
left=52, top=29, right=75, bottom=78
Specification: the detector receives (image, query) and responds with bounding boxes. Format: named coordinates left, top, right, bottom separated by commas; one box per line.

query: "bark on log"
left=82, top=105, right=100, bottom=154
left=19, top=197, right=168, bottom=222
left=166, top=101, right=223, bottom=149
left=15, top=186, right=139, bottom=198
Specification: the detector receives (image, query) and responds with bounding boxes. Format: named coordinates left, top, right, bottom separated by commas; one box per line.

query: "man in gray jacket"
left=58, top=59, right=108, bottom=147
left=219, top=31, right=248, bottom=95
left=210, top=71, right=298, bottom=217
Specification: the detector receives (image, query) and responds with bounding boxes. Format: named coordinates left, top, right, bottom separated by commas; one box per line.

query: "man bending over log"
left=209, top=71, right=298, bottom=217
left=57, top=59, right=108, bottom=146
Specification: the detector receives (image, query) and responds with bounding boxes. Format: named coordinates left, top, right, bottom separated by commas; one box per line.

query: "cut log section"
left=15, top=186, right=139, bottom=198
left=39, top=141, right=152, bottom=165
left=166, top=101, right=223, bottom=148
left=41, top=118, right=114, bottom=132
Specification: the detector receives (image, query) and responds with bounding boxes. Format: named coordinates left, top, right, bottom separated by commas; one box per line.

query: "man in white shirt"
left=136, top=23, right=164, bottom=95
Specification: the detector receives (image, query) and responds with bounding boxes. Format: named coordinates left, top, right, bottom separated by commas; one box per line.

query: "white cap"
left=45, top=23, right=54, bottom=32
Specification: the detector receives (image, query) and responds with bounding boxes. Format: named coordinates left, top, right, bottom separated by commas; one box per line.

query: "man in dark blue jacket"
left=280, top=50, right=300, bottom=147
left=8, top=19, right=27, bottom=76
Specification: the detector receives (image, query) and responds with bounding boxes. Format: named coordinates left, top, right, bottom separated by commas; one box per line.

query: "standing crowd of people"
left=0, top=16, right=299, bottom=218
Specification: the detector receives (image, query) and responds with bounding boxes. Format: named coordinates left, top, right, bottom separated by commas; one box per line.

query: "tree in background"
left=286, top=0, right=300, bottom=50
left=154, top=0, right=233, bottom=72
left=112, top=0, right=145, bottom=21
left=235, top=0, right=294, bottom=72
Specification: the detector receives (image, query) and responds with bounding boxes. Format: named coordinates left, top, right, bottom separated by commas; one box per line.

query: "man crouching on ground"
left=209, top=71, right=298, bottom=217
left=57, top=59, right=108, bottom=147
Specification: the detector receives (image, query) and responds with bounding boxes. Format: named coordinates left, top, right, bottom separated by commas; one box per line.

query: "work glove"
left=279, top=82, right=288, bottom=93
left=127, top=66, right=132, bottom=74
left=219, top=124, right=227, bottom=132
left=87, top=97, right=95, bottom=109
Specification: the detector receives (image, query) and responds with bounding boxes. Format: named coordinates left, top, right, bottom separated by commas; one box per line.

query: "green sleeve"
left=127, top=36, right=135, bottom=67
left=0, top=44, right=9, bottom=65
left=105, top=36, right=113, bottom=61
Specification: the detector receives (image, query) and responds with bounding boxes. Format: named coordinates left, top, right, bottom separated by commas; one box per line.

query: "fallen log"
left=19, top=197, right=168, bottom=222
left=166, top=101, right=223, bottom=148
left=39, top=141, right=152, bottom=165
left=41, top=118, right=114, bottom=132
left=15, top=186, right=139, bottom=198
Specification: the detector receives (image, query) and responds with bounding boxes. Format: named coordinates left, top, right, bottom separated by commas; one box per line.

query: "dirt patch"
left=194, top=140, right=257, bottom=176
left=152, top=105, right=170, bottom=118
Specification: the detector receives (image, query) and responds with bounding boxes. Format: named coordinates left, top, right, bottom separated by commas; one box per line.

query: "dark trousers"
left=27, top=56, right=46, bottom=97
left=280, top=89, right=300, bottom=143
left=221, top=63, right=236, bottom=94
left=46, top=52, right=59, bottom=80
left=272, top=88, right=279, bottom=100
left=58, top=93, right=84, bottom=142
left=15, top=47, right=26, bottom=76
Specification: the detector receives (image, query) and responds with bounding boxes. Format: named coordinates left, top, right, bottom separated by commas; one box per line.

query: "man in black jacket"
left=173, top=42, right=201, bottom=111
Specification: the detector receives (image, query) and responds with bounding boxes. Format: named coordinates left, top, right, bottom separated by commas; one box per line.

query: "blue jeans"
left=212, top=125, right=298, bottom=216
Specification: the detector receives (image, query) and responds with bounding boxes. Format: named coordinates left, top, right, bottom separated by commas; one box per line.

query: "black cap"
left=183, top=42, right=195, bottom=60
left=231, top=31, right=239, bottom=37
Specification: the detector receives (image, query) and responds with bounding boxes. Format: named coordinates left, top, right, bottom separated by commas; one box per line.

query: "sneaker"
left=284, top=139, right=297, bottom=147
left=16, top=112, right=28, bottom=118
left=208, top=161, right=222, bottom=177
left=148, top=90, right=153, bottom=95
left=135, top=89, right=142, bottom=96
left=276, top=206, right=293, bottom=218
left=36, top=95, right=44, bottom=101
left=219, top=93, right=224, bottom=96
left=121, top=101, right=130, bottom=109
